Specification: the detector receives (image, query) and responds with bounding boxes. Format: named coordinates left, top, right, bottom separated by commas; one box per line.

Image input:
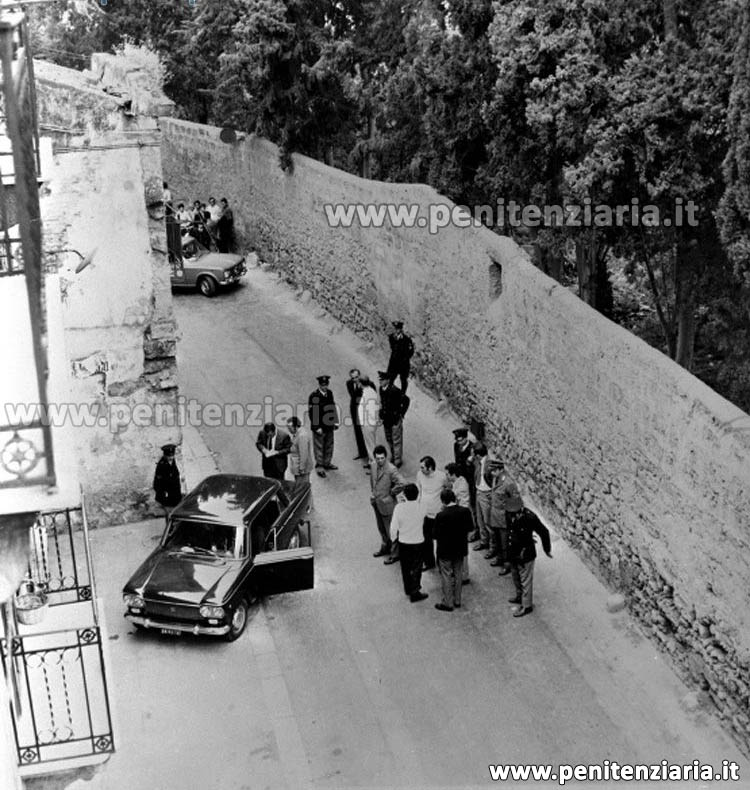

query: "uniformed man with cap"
left=387, top=320, right=415, bottom=395
left=308, top=375, right=339, bottom=477
left=378, top=370, right=408, bottom=467
left=153, top=443, right=183, bottom=523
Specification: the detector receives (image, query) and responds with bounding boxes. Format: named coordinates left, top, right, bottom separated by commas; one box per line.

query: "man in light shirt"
left=286, top=416, right=315, bottom=492
left=390, top=483, right=428, bottom=602
left=417, top=455, right=446, bottom=571
left=472, top=443, right=493, bottom=555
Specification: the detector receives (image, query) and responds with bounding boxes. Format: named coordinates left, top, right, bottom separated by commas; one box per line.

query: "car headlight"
left=123, top=593, right=144, bottom=609
left=199, top=605, right=225, bottom=619
left=222, top=269, right=230, bottom=280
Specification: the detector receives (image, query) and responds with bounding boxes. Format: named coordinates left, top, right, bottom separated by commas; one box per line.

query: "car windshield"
left=163, top=519, right=245, bottom=558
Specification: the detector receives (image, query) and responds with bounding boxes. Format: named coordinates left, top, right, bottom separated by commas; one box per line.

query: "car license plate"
left=161, top=628, right=181, bottom=636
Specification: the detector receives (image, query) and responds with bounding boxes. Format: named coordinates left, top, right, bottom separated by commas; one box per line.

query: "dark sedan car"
left=123, top=474, right=313, bottom=641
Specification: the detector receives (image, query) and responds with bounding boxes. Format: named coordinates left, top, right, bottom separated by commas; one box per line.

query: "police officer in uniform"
left=308, top=375, right=339, bottom=477
left=153, top=443, right=183, bottom=523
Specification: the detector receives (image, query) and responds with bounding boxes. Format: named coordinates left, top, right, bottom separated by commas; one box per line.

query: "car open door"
left=253, top=518, right=313, bottom=595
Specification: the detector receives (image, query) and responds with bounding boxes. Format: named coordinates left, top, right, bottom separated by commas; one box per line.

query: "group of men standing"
left=243, top=316, right=552, bottom=618
left=366, top=427, right=553, bottom=618
left=347, top=320, right=414, bottom=468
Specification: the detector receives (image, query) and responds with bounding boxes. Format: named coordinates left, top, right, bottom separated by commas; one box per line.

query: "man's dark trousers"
left=422, top=516, right=436, bottom=569
left=398, top=542, right=424, bottom=597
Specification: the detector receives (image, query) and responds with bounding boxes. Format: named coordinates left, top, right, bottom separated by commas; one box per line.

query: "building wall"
left=161, top=117, right=750, bottom=752
left=35, top=60, right=179, bottom=526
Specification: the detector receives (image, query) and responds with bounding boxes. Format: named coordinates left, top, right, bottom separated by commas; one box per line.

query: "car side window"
left=183, top=241, right=196, bottom=259
left=251, top=499, right=281, bottom=555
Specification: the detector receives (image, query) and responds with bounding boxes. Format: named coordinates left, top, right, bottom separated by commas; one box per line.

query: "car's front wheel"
left=197, top=276, right=217, bottom=297
left=224, top=593, right=259, bottom=642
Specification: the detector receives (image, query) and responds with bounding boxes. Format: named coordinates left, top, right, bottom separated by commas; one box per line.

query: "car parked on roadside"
left=169, top=234, right=246, bottom=297
left=122, top=474, right=313, bottom=641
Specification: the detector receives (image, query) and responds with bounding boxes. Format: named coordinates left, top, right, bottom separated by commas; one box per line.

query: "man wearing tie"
left=255, top=422, right=292, bottom=480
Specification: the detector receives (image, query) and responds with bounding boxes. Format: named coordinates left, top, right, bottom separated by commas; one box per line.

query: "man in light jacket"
left=286, top=416, right=315, bottom=492
left=370, top=445, right=406, bottom=562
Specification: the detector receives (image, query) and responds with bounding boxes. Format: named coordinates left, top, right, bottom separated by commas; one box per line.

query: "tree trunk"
left=674, top=298, right=695, bottom=369
left=575, top=237, right=597, bottom=306
left=673, top=239, right=699, bottom=369
left=361, top=111, right=375, bottom=179
left=663, top=0, right=678, bottom=39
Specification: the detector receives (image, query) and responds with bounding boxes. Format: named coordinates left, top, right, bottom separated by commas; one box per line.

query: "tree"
left=571, top=0, right=739, bottom=367
left=215, top=0, right=356, bottom=170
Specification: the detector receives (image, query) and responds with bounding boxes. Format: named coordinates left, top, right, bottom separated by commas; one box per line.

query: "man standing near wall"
left=370, top=445, right=406, bottom=562
left=346, top=368, right=369, bottom=461
left=472, top=443, right=492, bottom=553
left=453, top=427, right=477, bottom=538
left=378, top=370, right=408, bottom=467
left=387, top=321, right=415, bottom=395
left=308, top=375, right=339, bottom=477
left=507, top=506, right=552, bottom=617
left=487, top=459, right=521, bottom=574
left=216, top=197, right=235, bottom=253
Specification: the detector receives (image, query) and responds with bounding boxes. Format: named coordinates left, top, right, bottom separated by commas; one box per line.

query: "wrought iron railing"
left=32, top=505, right=98, bottom=617
left=1, top=626, right=114, bottom=766
left=0, top=495, right=114, bottom=770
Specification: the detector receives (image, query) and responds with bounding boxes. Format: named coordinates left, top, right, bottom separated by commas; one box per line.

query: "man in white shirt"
left=390, top=483, right=428, bottom=602
left=207, top=196, right=222, bottom=224
left=417, top=455, right=446, bottom=570
left=472, top=443, right=493, bottom=556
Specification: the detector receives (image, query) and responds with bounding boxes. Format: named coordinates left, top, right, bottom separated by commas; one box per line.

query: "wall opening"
left=489, top=259, right=502, bottom=298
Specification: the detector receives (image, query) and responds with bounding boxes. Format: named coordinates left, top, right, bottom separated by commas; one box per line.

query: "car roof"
left=171, top=474, right=279, bottom=526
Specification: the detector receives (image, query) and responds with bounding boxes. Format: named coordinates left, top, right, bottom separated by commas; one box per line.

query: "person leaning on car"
left=255, top=422, right=291, bottom=480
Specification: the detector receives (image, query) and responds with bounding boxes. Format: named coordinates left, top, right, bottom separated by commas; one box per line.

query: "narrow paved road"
left=171, top=265, right=745, bottom=789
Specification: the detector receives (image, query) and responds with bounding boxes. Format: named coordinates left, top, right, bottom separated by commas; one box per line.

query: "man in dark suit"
left=453, top=427, right=477, bottom=538
left=387, top=320, right=415, bottom=395
left=308, top=374, right=339, bottom=477
left=433, top=489, right=474, bottom=611
left=378, top=370, right=408, bottom=467
left=346, top=368, right=368, bottom=460
left=255, top=422, right=292, bottom=480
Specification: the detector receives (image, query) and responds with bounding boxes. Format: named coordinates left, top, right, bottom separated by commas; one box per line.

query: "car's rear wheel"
left=198, top=276, right=217, bottom=297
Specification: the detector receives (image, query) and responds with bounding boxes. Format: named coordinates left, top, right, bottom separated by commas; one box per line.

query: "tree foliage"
left=25, top=0, right=750, bottom=412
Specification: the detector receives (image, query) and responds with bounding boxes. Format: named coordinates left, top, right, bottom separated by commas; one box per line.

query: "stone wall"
left=36, top=59, right=178, bottom=526
left=161, top=117, right=750, bottom=752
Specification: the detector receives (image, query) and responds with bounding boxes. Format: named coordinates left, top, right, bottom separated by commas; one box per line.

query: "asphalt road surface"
left=83, top=266, right=747, bottom=790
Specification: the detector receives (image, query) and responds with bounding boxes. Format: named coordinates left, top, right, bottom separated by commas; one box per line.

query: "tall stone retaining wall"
left=161, top=118, right=750, bottom=753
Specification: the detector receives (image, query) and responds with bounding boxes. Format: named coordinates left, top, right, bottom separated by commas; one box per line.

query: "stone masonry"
left=34, top=57, right=179, bottom=526
left=161, top=117, right=750, bottom=754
